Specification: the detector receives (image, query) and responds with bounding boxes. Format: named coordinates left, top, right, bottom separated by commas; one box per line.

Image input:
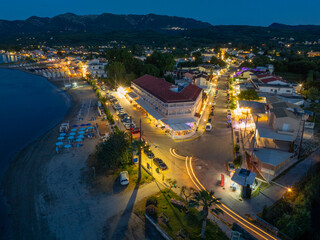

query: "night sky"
left=0, top=0, right=318, bottom=26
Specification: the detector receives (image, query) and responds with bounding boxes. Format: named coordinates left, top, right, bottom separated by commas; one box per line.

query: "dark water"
left=0, top=68, right=72, bottom=239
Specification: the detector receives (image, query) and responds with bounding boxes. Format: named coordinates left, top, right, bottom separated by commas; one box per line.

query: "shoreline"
left=0, top=67, right=82, bottom=239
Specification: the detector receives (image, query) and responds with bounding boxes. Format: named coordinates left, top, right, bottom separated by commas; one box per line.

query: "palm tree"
left=188, top=190, right=223, bottom=239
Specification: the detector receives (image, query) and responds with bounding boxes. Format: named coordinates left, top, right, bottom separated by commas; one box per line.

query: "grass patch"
left=114, top=164, right=154, bottom=185
left=134, top=190, right=229, bottom=240
left=275, top=72, right=304, bottom=83
left=251, top=182, right=270, bottom=198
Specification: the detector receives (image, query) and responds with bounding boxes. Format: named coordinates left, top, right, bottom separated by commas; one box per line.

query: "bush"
left=146, top=204, right=157, bottom=220
left=234, top=156, right=242, bottom=168
left=234, top=144, right=240, bottom=153
left=146, top=196, right=158, bottom=207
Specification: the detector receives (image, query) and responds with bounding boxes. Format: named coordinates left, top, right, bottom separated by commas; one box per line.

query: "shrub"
left=146, top=204, right=157, bottom=220
left=234, top=156, right=242, bottom=168
left=146, top=196, right=158, bottom=207
left=234, top=144, right=240, bottom=153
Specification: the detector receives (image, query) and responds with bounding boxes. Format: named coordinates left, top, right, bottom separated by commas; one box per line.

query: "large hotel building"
left=128, top=75, right=203, bottom=139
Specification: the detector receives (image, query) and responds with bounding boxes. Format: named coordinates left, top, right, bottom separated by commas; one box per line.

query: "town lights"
left=117, top=86, right=127, bottom=96
left=287, top=188, right=292, bottom=192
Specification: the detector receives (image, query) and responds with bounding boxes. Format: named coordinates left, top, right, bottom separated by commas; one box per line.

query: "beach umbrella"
left=68, top=136, right=75, bottom=140
left=72, top=124, right=78, bottom=127
left=78, top=135, right=85, bottom=139
left=60, top=133, right=66, bottom=136
left=76, top=138, right=83, bottom=142
left=87, top=126, right=94, bottom=130
left=80, top=124, right=86, bottom=127
left=86, top=123, right=91, bottom=126
left=71, top=128, right=77, bottom=132
left=69, top=132, right=76, bottom=136
left=56, top=141, right=63, bottom=146
left=64, top=144, right=72, bottom=149
left=57, top=137, right=64, bottom=140
left=79, top=127, right=86, bottom=131
left=78, top=131, right=85, bottom=134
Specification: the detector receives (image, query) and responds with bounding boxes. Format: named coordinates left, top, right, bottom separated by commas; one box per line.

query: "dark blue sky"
left=0, top=0, right=318, bottom=26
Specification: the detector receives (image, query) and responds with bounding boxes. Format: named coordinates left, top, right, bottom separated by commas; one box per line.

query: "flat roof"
left=231, top=168, right=257, bottom=186
left=133, top=75, right=202, bottom=103
left=254, top=148, right=293, bottom=166
left=257, top=122, right=294, bottom=141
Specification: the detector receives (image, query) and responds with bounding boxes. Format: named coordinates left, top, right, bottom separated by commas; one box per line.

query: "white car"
left=205, top=123, right=212, bottom=132
left=212, top=101, right=216, bottom=106
left=120, top=171, right=129, bottom=185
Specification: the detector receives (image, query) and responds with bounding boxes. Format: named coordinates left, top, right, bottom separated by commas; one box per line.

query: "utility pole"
left=249, top=115, right=259, bottom=172
left=298, top=119, right=306, bottom=159
left=138, top=118, right=142, bottom=180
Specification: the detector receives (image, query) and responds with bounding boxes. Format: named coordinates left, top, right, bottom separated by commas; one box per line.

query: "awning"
left=161, top=117, right=197, bottom=132
left=135, top=98, right=163, bottom=120
left=127, top=92, right=138, bottom=100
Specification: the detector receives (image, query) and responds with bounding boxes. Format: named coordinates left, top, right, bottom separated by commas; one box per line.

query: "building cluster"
left=232, top=66, right=314, bottom=181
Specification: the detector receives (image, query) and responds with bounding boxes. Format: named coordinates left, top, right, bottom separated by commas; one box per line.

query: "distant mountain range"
left=0, top=13, right=320, bottom=46
left=0, top=13, right=212, bottom=37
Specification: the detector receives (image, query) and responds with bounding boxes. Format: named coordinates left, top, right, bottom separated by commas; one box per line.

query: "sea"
left=0, top=64, right=72, bottom=239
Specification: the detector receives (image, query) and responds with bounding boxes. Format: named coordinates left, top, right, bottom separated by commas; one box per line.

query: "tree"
left=180, top=186, right=194, bottom=202
left=210, top=56, right=226, bottom=67
left=301, top=87, right=320, bottom=101
left=95, top=131, right=131, bottom=169
left=146, top=52, right=175, bottom=76
left=106, top=61, right=126, bottom=86
left=238, top=89, right=261, bottom=101
left=188, top=190, right=223, bottom=239
left=142, top=63, right=160, bottom=77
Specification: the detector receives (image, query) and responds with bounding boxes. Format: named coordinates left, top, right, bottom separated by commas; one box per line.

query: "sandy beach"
left=1, top=75, right=99, bottom=239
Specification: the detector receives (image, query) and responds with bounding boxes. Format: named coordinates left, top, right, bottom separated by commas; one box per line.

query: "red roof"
left=257, top=74, right=286, bottom=84
left=133, top=75, right=202, bottom=103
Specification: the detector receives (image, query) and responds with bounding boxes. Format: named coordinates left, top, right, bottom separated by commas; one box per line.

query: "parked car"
left=120, top=171, right=129, bottom=185
left=208, top=118, right=212, bottom=123
left=153, top=158, right=168, bottom=170
left=212, top=101, right=216, bottom=106
left=210, top=111, right=214, bottom=116
left=227, top=162, right=235, bottom=173
left=132, top=128, right=140, bottom=134
left=205, top=123, right=212, bottom=132
left=144, top=149, right=155, bottom=159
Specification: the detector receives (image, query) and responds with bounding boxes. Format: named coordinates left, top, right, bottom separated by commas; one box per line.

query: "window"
left=286, top=90, right=291, bottom=93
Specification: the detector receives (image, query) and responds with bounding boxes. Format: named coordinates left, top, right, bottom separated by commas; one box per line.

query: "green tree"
left=238, top=89, right=261, bottom=101
left=210, top=56, right=226, bottom=67
left=95, top=131, right=130, bottom=169
left=146, top=51, right=175, bottom=76
left=180, top=186, right=194, bottom=202
left=142, top=63, right=160, bottom=77
left=105, top=61, right=126, bottom=86
left=301, top=87, right=320, bottom=101
left=188, top=190, right=223, bottom=239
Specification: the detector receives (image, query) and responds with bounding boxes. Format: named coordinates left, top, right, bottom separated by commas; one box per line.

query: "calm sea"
left=0, top=68, right=72, bottom=239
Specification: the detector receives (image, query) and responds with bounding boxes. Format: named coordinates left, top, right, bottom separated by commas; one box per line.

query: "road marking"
left=170, top=148, right=278, bottom=240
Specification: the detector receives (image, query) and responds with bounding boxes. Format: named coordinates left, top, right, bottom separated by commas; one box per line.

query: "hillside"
left=0, top=12, right=212, bottom=37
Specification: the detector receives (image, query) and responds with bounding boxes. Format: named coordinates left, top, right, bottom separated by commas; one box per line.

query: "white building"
left=131, top=75, right=203, bottom=138
left=87, top=59, right=108, bottom=78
